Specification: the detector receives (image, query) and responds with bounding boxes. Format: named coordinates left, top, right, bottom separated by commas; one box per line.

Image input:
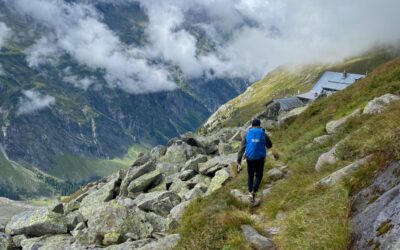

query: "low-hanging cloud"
left=8, top=0, right=400, bottom=93
left=0, top=21, right=12, bottom=76
left=17, top=90, right=56, bottom=115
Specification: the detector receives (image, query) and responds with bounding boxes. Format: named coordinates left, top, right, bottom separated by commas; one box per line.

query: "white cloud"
left=0, top=64, right=4, bottom=76
left=17, top=90, right=55, bottom=115
left=9, top=0, right=400, bottom=93
left=0, top=22, right=11, bottom=47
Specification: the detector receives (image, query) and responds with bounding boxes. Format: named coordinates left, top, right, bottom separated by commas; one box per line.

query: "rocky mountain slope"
left=0, top=0, right=248, bottom=198
left=2, top=56, right=400, bottom=249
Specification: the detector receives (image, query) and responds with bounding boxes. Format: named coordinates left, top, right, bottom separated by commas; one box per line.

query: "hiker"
left=237, top=118, right=272, bottom=202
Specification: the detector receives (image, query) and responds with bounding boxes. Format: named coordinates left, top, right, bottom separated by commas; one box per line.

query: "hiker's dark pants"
left=247, top=158, right=265, bottom=193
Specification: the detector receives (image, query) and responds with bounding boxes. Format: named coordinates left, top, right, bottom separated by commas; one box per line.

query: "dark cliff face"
left=0, top=0, right=248, bottom=190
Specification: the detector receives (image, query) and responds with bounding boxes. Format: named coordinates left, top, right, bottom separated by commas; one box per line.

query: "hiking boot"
left=251, top=192, right=256, bottom=202
left=247, top=192, right=254, bottom=202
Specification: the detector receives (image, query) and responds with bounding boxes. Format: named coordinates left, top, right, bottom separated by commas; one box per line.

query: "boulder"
left=326, top=109, right=361, bottom=134
left=229, top=130, right=243, bottom=142
left=0, top=233, right=13, bottom=250
left=120, top=161, right=156, bottom=196
left=132, top=153, right=151, bottom=167
left=183, top=186, right=205, bottom=201
left=278, top=106, right=307, bottom=125
left=261, top=119, right=278, bottom=130
left=150, top=145, right=167, bottom=159
left=137, top=234, right=181, bottom=250
left=315, top=139, right=346, bottom=172
left=80, top=175, right=120, bottom=210
left=267, top=168, right=284, bottom=181
left=160, top=140, right=202, bottom=165
left=169, top=178, right=189, bottom=198
left=178, top=169, right=197, bottom=181
left=363, top=93, right=400, bottom=115
left=198, top=154, right=236, bottom=176
left=144, top=212, right=172, bottom=232
left=156, top=162, right=181, bottom=176
left=20, top=234, right=74, bottom=250
left=206, top=169, right=230, bottom=195
left=12, top=234, right=26, bottom=248
left=230, top=189, right=260, bottom=206
left=318, top=155, right=373, bottom=187
left=82, top=200, right=153, bottom=246
left=127, top=169, right=163, bottom=196
left=134, top=191, right=182, bottom=216
left=186, top=175, right=211, bottom=189
left=241, top=225, right=275, bottom=250
left=169, top=200, right=191, bottom=223
left=218, top=143, right=234, bottom=155
left=50, top=202, right=64, bottom=214
left=65, top=210, right=85, bottom=232
left=183, top=155, right=208, bottom=172
left=5, top=208, right=68, bottom=237
left=105, top=239, right=153, bottom=250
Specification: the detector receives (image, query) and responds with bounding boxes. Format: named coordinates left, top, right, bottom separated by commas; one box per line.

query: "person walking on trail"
left=237, top=118, right=272, bottom=202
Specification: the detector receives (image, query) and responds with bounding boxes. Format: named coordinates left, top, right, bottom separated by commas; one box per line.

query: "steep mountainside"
left=0, top=1, right=248, bottom=198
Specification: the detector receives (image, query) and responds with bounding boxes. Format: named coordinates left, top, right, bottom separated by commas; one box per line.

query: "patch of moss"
left=376, top=220, right=393, bottom=236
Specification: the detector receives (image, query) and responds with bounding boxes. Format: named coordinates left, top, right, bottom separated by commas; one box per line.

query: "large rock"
left=218, top=143, right=234, bottom=155
left=315, top=139, right=346, bottom=172
left=183, top=186, right=205, bottom=201
left=80, top=175, right=120, bottom=210
left=183, top=154, right=208, bottom=172
left=351, top=161, right=400, bottom=249
left=313, top=135, right=332, bottom=145
left=241, top=225, right=275, bottom=250
left=169, top=178, right=190, bottom=198
left=363, top=93, right=400, bottom=115
left=206, top=169, right=230, bottom=195
left=132, top=154, right=151, bottom=167
left=120, top=161, right=156, bottom=196
left=160, top=140, right=202, bottom=165
left=169, top=200, right=191, bottom=223
left=0, top=233, right=13, bottom=250
left=81, top=200, right=153, bottom=246
left=178, top=170, right=197, bottom=181
left=127, top=169, right=162, bottom=196
left=326, top=109, right=361, bottom=134
left=134, top=191, right=182, bottom=216
left=156, top=162, right=181, bottom=176
left=20, top=234, right=74, bottom=250
left=198, top=154, right=236, bottom=176
left=5, top=208, right=67, bottom=237
left=137, top=234, right=181, bottom=250
left=105, top=239, right=153, bottom=250
left=186, top=174, right=211, bottom=189
left=319, top=155, right=373, bottom=187
left=150, top=145, right=167, bottom=160
left=278, top=106, right=307, bottom=125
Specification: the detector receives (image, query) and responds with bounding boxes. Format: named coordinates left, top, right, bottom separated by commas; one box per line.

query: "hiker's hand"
left=237, top=163, right=242, bottom=173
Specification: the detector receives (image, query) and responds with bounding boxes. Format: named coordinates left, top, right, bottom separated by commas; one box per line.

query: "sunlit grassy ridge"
left=176, top=57, right=400, bottom=249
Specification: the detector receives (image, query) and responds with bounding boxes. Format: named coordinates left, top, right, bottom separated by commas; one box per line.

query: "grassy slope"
left=202, top=48, right=398, bottom=133
left=176, top=58, right=400, bottom=249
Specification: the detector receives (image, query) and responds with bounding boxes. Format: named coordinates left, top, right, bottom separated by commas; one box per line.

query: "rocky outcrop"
left=206, top=169, right=231, bottom=195
left=267, top=168, right=285, bottom=181
left=351, top=161, right=400, bottom=249
left=315, top=139, right=347, bottom=172
left=363, top=94, right=400, bottom=115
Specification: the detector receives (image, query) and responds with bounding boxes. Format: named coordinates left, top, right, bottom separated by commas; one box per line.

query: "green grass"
left=177, top=57, right=400, bottom=249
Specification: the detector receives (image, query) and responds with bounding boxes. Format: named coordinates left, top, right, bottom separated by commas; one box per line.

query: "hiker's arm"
left=237, top=134, right=246, bottom=165
left=265, top=133, right=273, bottom=149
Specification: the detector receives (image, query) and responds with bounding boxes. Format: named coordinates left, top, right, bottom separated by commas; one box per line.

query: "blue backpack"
left=245, top=127, right=267, bottom=160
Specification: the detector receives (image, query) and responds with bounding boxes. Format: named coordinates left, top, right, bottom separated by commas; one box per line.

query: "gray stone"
left=65, top=210, right=85, bottom=231
left=137, top=234, right=181, bottom=250
left=183, top=186, right=205, bottom=201
left=5, top=208, right=68, bottom=237
left=229, top=130, right=243, bottom=142
left=218, top=142, right=234, bottom=155
left=267, top=168, right=284, bottom=181
left=186, top=175, right=211, bottom=189
left=20, top=234, right=74, bottom=250
left=120, top=161, right=156, bottom=196
left=80, top=175, right=120, bottom=210
left=315, top=139, right=347, bottom=172
left=150, top=145, right=167, bottom=159
left=178, top=169, right=197, bottom=181
left=241, top=225, right=275, bottom=250
left=105, top=239, right=153, bottom=250
left=12, top=234, right=26, bottom=248
left=169, top=201, right=191, bottom=223
left=206, top=169, right=231, bottom=195
left=132, top=154, right=151, bottom=167
left=319, top=155, right=373, bottom=187
left=0, top=233, right=13, bottom=250
left=326, top=109, right=361, bottom=134
left=144, top=212, right=172, bottom=232
left=134, top=191, right=182, bottom=216
left=161, top=141, right=201, bottom=165
left=198, top=154, right=236, bottom=175
left=169, top=178, right=190, bottom=198
left=230, top=189, right=260, bottom=206
left=156, top=162, right=181, bottom=176
left=183, top=155, right=208, bottom=172
left=127, top=169, right=163, bottom=195
left=278, top=106, right=307, bottom=125
left=363, top=93, right=400, bottom=115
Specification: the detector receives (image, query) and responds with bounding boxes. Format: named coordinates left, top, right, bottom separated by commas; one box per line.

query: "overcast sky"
left=4, top=0, right=400, bottom=94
